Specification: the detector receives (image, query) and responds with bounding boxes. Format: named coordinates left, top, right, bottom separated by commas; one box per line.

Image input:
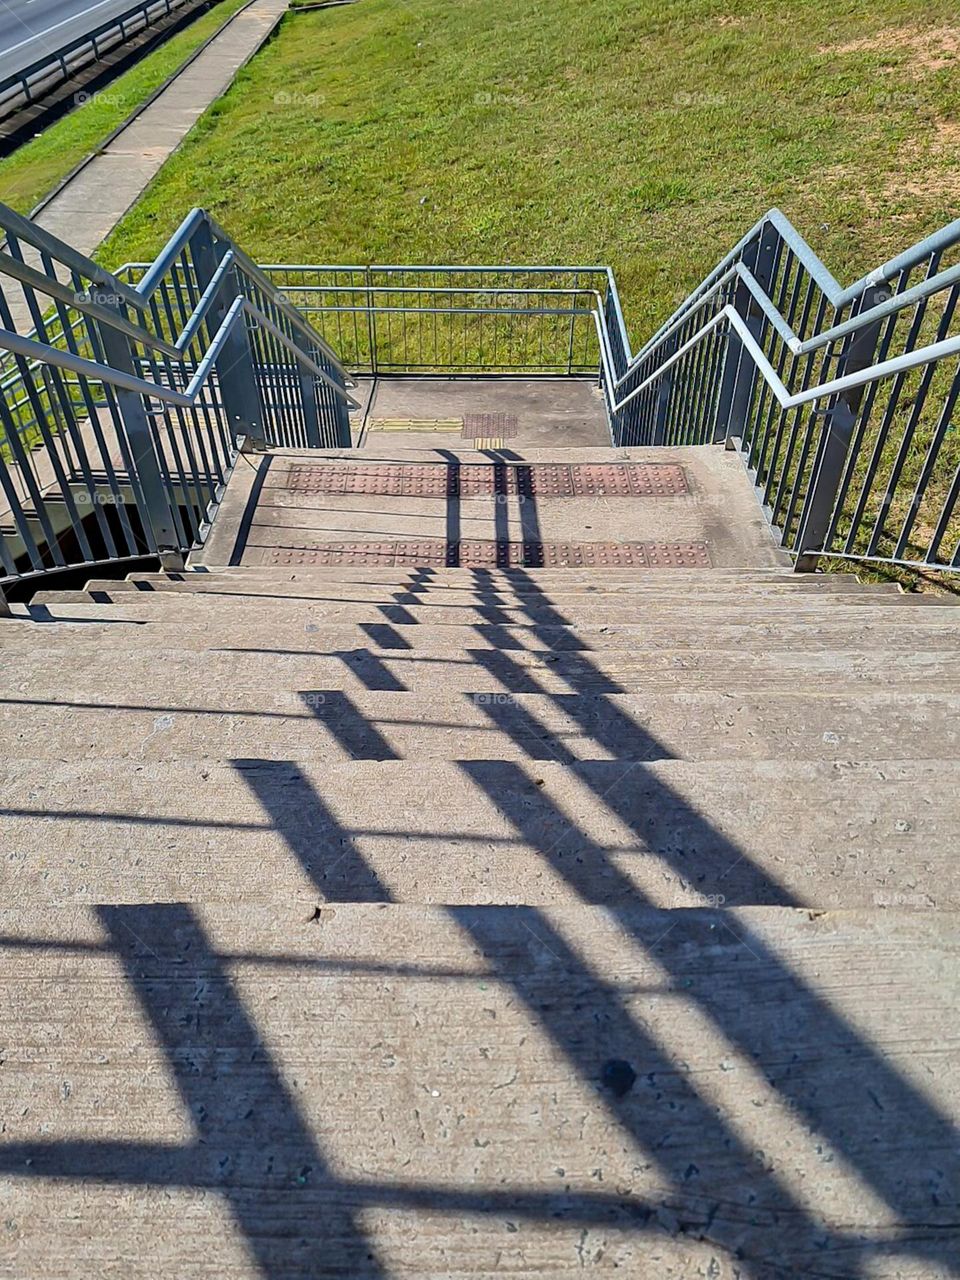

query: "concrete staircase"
left=1, top=445, right=959, bottom=1277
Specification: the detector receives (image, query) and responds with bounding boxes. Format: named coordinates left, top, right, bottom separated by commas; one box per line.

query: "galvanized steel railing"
left=5, top=202, right=958, bottom=590
left=0, top=202, right=355, bottom=597
left=0, top=0, right=200, bottom=128
left=259, top=265, right=607, bottom=376
left=596, top=210, right=960, bottom=574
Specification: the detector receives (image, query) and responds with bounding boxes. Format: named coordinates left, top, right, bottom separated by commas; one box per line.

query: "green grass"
left=0, top=0, right=251, bottom=215
left=98, top=0, right=960, bottom=336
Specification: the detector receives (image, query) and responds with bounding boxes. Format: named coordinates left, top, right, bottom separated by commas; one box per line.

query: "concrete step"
left=184, top=565, right=825, bottom=584
left=1, top=689, right=956, bottom=763
left=16, top=596, right=955, bottom=633
left=66, top=572, right=903, bottom=601
left=2, top=757, right=955, bottom=910
left=6, top=612, right=960, bottom=654
left=122, top=568, right=885, bottom=591
left=3, top=902, right=955, bottom=1275
left=2, top=645, right=956, bottom=695
left=34, top=584, right=906, bottom=608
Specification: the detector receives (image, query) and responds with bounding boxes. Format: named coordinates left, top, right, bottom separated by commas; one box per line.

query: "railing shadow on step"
left=0, top=201, right=357, bottom=604
left=2, top=571, right=956, bottom=1275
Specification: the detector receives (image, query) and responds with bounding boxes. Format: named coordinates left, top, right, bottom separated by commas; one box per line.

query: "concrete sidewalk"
left=8, top=0, right=289, bottom=330
left=38, top=0, right=289, bottom=254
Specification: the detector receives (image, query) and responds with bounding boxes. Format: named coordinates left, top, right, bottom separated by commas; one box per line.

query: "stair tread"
left=3, top=757, right=957, bottom=909
left=2, top=901, right=954, bottom=1275
left=1, top=689, right=956, bottom=762
left=7, top=616, right=960, bottom=656
left=3, top=645, right=957, bottom=697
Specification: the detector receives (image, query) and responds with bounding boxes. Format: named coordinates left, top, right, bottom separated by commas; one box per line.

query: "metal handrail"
left=0, top=204, right=356, bottom=377
left=0, top=297, right=361, bottom=409
left=595, top=301, right=960, bottom=419
left=636, top=208, right=960, bottom=362
left=0, top=203, right=358, bottom=591
left=597, top=210, right=960, bottom=574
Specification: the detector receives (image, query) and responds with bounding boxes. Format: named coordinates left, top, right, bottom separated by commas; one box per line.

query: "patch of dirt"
left=715, top=15, right=746, bottom=28
left=821, top=26, right=960, bottom=76
left=812, top=118, right=960, bottom=205
left=893, top=118, right=960, bottom=199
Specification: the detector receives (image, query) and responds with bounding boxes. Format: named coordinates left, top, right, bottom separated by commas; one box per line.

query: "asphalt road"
left=0, top=0, right=156, bottom=83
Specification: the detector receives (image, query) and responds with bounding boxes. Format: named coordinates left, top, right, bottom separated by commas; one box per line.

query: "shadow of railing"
left=0, top=564, right=957, bottom=1276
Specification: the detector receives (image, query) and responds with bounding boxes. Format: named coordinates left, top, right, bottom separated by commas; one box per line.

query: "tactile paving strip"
left=259, top=540, right=710, bottom=568
left=368, top=418, right=464, bottom=432
left=284, top=463, right=687, bottom=498
left=461, top=413, right=519, bottom=439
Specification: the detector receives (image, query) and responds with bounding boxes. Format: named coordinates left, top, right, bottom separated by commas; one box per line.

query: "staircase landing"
left=202, top=440, right=787, bottom=572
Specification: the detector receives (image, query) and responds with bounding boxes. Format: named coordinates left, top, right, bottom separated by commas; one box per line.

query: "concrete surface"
left=357, top=376, right=611, bottom=449
left=198, top=443, right=791, bottom=570
left=3, top=754, right=959, bottom=909
left=1, top=903, right=957, bottom=1277
left=2, top=427, right=960, bottom=1276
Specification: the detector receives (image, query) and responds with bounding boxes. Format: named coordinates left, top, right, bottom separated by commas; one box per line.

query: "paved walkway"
left=8, top=0, right=289, bottom=330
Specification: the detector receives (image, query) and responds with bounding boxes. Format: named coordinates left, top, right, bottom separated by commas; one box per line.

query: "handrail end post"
left=793, top=282, right=889, bottom=568
left=714, top=222, right=779, bottom=444
left=159, top=549, right=185, bottom=572
left=794, top=400, right=857, bottom=570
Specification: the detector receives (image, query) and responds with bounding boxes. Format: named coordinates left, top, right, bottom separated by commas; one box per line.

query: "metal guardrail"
left=595, top=211, right=960, bottom=575
left=3, top=204, right=958, bottom=587
left=0, top=201, right=355, bottom=594
left=0, top=0, right=199, bottom=125
left=259, top=265, right=607, bottom=375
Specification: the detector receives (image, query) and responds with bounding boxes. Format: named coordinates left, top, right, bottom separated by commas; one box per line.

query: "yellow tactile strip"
left=369, top=418, right=464, bottom=432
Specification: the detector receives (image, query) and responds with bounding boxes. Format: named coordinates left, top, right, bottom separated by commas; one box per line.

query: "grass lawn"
left=0, top=0, right=251, bottom=216
left=98, top=0, right=960, bottom=336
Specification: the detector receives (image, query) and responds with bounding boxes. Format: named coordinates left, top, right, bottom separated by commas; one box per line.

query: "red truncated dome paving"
left=283, top=462, right=688, bottom=498
left=259, top=540, right=710, bottom=568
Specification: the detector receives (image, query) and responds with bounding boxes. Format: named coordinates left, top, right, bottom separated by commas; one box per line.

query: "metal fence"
left=0, top=202, right=355, bottom=593
left=596, top=211, right=960, bottom=575
left=259, top=265, right=606, bottom=376
left=0, top=0, right=201, bottom=127
left=4, top=200, right=959, bottom=587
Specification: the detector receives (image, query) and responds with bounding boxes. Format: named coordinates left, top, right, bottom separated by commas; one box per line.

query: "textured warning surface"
left=259, top=540, right=710, bottom=568
left=284, top=463, right=687, bottom=498
left=368, top=418, right=463, bottom=432
left=462, top=413, right=519, bottom=439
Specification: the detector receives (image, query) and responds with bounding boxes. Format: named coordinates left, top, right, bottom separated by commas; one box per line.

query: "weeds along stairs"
left=1, top=203, right=960, bottom=1275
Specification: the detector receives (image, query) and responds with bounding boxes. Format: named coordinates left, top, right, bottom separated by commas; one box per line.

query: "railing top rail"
left=258, top=262, right=610, bottom=275
left=0, top=292, right=360, bottom=410
left=634, top=207, right=960, bottom=364
left=0, top=203, right=145, bottom=311
left=0, top=203, right=355, bottom=391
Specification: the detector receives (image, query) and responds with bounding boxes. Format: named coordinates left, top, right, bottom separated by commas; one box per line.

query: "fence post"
left=292, top=331, right=323, bottom=447
left=365, top=267, right=378, bottom=376
left=794, top=283, right=890, bottom=571
left=715, top=221, right=779, bottom=446
left=95, top=309, right=182, bottom=564
left=651, top=331, right=678, bottom=445
left=190, top=220, right=266, bottom=450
